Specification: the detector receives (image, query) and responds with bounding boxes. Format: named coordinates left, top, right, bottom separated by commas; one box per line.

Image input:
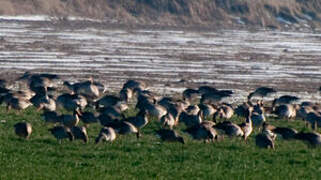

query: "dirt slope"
left=0, top=0, right=320, bottom=29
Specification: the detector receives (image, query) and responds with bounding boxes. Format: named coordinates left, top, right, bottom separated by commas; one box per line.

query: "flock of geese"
left=1, top=72, right=321, bottom=149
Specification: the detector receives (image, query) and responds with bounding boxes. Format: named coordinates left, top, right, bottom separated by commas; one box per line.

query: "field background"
left=0, top=0, right=321, bottom=29
left=0, top=106, right=320, bottom=179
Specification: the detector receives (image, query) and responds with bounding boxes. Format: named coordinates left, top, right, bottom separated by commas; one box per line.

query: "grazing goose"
left=49, top=126, right=74, bottom=143
left=56, top=93, right=87, bottom=112
left=5, top=95, right=32, bottom=112
left=213, top=104, right=234, bottom=122
left=156, top=129, right=185, bottom=144
left=298, top=105, right=315, bottom=122
left=262, top=122, right=296, bottom=140
left=42, top=111, right=60, bottom=124
left=143, top=103, right=167, bottom=121
left=125, top=110, right=149, bottom=130
left=95, top=127, right=117, bottom=143
left=247, top=87, right=276, bottom=101
left=60, top=111, right=80, bottom=128
left=14, top=122, right=32, bottom=139
left=214, top=121, right=244, bottom=137
left=234, top=102, right=252, bottom=119
left=255, top=133, right=275, bottom=149
left=77, top=111, right=98, bottom=127
left=98, top=114, right=120, bottom=127
left=71, top=126, right=88, bottom=143
left=294, top=132, right=321, bottom=147
left=185, top=105, right=200, bottom=115
left=184, top=121, right=218, bottom=143
left=200, top=92, right=231, bottom=104
left=117, top=121, right=140, bottom=139
left=30, top=93, right=56, bottom=112
left=273, top=104, right=297, bottom=121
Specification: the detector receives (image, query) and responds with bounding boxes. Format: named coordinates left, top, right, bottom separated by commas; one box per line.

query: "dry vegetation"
left=0, top=0, right=320, bottom=29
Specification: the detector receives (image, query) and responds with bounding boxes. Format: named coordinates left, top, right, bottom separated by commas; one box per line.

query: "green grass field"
left=0, top=106, right=320, bottom=180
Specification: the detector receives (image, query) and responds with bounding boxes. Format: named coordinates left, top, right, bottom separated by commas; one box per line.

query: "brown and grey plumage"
left=14, top=122, right=32, bottom=139
left=179, top=111, right=202, bottom=128
left=272, top=95, right=299, bottom=107
left=48, top=126, right=74, bottom=143
left=255, top=133, right=275, bottom=149
left=182, top=88, right=199, bottom=103
left=42, top=110, right=60, bottom=124
left=238, top=112, right=253, bottom=142
left=71, top=126, right=88, bottom=143
left=273, top=104, right=297, bottom=120
left=60, top=111, right=80, bottom=128
left=247, top=87, right=276, bottom=100
left=184, top=121, right=217, bottom=143
left=294, top=132, right=321, bottom=147
left=95, top=127, right=117, bottom=143
left=125, top=110, right=149, bottom=129
left=214, top=121, right=244, bottom=137
left=160, top=113, right=175, bottom=129
left=156, top=129, right=185, bottom=144
left=117, top=121, right=140, bottom=139
left=78, top=111, right=98, bottom=127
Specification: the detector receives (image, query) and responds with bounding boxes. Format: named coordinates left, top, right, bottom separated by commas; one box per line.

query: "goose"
left=238, top=111, right=253, bottom=142
left=262, top=122, right=297, bottom=140
left=143, top=102, right=167, bottom=121
left=30, top=93, right=56, bottom=112
left=119, top=88, right=133, bottom=102
left=247, top=87, right=276, bottom=101
left=294, top=132, right=321, bottom=147
left=298, top=105, right=315, bottom=123
left=214, top=121, right=244, bottom=137
left=14, top=122, right=32, bottom=139
left=160, top=113, right=175, bottom=129
left=184, top=121, right=218, bottom=143
left=200, top=91, right=232, bottom=104
left=125, top=110, right=149, bottom=130
left=198, top=103, right=218, bottom=119
left=179, top=111, right=203, bottom=128
left=63, top=78, right=100, bottom=100
left=185, top=105, right=200, bottom=115
left=60, top=111, right=80, bottom=128
left=18, top=72, right=59, bottom=91
left=272, top=95, right=299, bottom=107
left=273, top=104, right=297, bottom=121
left=42, top=110, right=60, bottom=124
left=5, top=95, right=32, bottom=112
left=77, top=111, right=98, bottom=127
left=117, top=121, right=140, bottom=139
left=213, top=104, right=234, bottom=122
left=49, top=126, right=74, bottom=143
left=95, top=127, right=117, bottom=143
left=156, top=129, right=185, bottom=144
left=98, top=114, right=120, bottom=127
left=182, top=88, right=199, bottom=103
left=95, top=95, right=122, bottom=109
left=234, top=102, right=252, bottom=118
left=255, top=133, right=275, bottom=149
left=306, top=111, right=321, bottom=130
left=122, top=79, right=147, bottom=92
left=71, top=126, right=88, bottom=143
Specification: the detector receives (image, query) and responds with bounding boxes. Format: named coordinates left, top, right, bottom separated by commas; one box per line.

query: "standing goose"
left=95, top=127, right=117, bottom=143
left=247, top=87, right=276, bottom=101
left=160, top=113, right=175, bottom=130
left=56, top=93, right=87, bottom=112
left=198, top=103, right=218, bottom=119
left=71, top=126, right=88, bottom=143
left=179, top=111, right=203, bottom=128
left=306, top=111, right=321, bottom=130
left=14, top=122, right=32, bottom=139
left=182, top=88, right=199, bottom=103
left=119, top=88, right=133, bottom=102
left=272, top=95, right=299, bottom=107
left=49, top=126, right=74, bottom=143
left=156, top=129, right=185, bottom=144
left=63, top=78, right=100, bottom=100
left=238, top=111, right=253, bottom=142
